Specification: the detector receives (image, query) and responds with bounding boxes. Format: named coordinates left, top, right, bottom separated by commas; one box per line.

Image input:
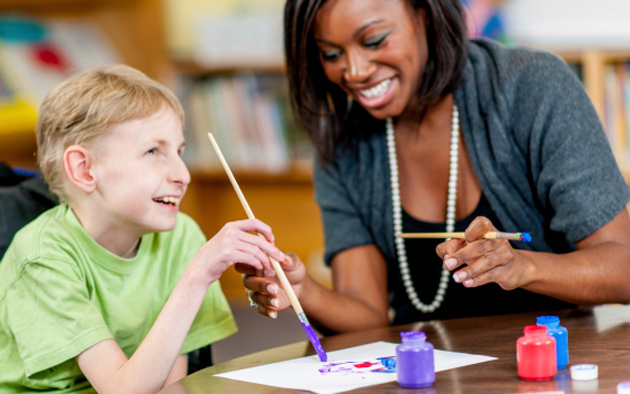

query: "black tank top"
left=390, top=193, right=573, bottom=325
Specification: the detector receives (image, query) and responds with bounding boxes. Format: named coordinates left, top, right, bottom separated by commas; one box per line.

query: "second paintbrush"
left=397, top=231, right=531, bottom=242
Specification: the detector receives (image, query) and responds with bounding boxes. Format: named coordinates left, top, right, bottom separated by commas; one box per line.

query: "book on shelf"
left=194, top=10, right=284, bottom=69
left=182, top=73, right=310, bottom=174
left=0, top=14, right=121, bottom=136
left=164, top=0, right=284, bottom=68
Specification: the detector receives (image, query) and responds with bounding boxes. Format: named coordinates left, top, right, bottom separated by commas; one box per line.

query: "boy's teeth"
left=360, top=79, right=391, bottom=99
left=155, top=196, right=178, bottom=205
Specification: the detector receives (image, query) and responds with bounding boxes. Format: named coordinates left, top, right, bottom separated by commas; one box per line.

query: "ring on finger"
left=247, top=291, right=259, bottom=308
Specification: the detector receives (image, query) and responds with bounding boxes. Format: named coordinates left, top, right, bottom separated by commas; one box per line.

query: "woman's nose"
left=343, top=49, right=376, bottom=83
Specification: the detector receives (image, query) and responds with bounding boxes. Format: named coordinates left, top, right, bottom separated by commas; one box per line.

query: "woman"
left=238, top=0, right=630, bottom=333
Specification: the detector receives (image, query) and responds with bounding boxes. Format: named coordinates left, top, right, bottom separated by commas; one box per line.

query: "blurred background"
left=2, top=0, right=630, bottom=363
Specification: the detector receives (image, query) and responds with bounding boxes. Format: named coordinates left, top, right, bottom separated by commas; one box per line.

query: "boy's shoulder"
left=2, top=204, right=71, bottom=261
left=0, top=165, right=58, bottom=257
left=1, top=207, right=205, bottom=277
left=0, top=205, right=73, bottom=301
left=0, top=204, right=77, bottom=272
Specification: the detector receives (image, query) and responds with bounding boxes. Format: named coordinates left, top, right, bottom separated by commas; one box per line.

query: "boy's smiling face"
left=88, top=104, right=189, bottom=244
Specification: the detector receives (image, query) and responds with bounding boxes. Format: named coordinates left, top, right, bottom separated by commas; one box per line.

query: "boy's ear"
left=64, top=145, right=96, bottom=193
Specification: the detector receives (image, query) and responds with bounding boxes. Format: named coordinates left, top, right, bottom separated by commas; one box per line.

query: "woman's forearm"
left=520, top=243, right=630, bottom=305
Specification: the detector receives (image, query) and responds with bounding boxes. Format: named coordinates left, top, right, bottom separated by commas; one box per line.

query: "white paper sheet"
left=215, top=341, right=497, bottom=394
left=593, top=304, right=630, bottom=332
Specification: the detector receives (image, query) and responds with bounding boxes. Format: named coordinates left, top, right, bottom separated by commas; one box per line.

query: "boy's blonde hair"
left=36, top=64, right=185, bottom=203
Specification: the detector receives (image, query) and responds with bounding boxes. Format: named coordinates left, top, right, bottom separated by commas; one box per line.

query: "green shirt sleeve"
left=6, top=258, right=113, bottom=378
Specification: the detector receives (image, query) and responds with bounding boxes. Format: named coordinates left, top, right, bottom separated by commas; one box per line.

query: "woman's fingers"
left=436, top=217, right=526, bottom=289
left=451, top=241, right=522, bottom=290
left=464, top=216, right=495, bottom=242
left=243, top=274, right=289, bottom=317
left=237, top=251, right=305, bottom=319
left=243, top=274, right=278, bottom=295
left=234, top=262, right=259, bottom=276
left=436, top=238, right=462, bottom=258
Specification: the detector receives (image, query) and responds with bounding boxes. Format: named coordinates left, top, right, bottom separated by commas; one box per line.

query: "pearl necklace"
left=386, top=103, right=459, bottom=313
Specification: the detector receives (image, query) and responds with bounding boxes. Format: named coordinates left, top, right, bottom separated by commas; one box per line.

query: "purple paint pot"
left=396, top=331, right=435, bottom=388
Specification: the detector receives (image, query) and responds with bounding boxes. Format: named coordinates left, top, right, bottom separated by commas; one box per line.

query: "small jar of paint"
left=517, top=324, right=557, bottom=381
left=396, top=331, right=435, bottom=388
left=617, top=380, right=630, bottom=394
left=537, top=315, right=569, bottom=370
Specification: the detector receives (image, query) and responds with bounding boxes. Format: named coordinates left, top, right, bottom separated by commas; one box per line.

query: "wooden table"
left=159, top=306, right=630, bottom=393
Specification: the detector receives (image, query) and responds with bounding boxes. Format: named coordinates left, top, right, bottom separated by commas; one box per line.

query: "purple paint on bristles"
left=299, top=313, right=327, bottom=362
left=301, top=322, right=328, bottom=362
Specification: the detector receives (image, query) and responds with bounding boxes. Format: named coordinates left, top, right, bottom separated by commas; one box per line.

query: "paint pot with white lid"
left=570, top=364, right=598, bottom=381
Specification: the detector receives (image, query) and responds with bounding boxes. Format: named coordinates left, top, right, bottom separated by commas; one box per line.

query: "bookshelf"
left=0, top=0, right=171, bottom=83
left=176, top=62, right=326, bottom=300
left=0, top=0, right=172, bottom=168
left=178, top=68, right=311, bottom=175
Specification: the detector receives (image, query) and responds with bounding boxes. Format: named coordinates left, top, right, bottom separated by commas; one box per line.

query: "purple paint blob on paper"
left=318, top=357, right=396, bottom=375
left=319, top=362, right=355, bottom=374
left=301, top=321, right=328, bottom=362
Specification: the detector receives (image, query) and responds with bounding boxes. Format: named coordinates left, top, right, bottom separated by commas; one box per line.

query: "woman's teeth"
left=359, top=79, right=391, bottom=99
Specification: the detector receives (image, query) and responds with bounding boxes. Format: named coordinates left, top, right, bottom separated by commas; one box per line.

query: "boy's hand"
left=236, top=252, right=306, bottom=318
left=194, top=219, right=285, bottom=284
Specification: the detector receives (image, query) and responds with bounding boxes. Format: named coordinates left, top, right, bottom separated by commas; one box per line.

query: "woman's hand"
left=235, top=252, right=307, bottom=318
left=436, top=216, right=531, bottom=290
left=238, top=244, right=390, bottom=333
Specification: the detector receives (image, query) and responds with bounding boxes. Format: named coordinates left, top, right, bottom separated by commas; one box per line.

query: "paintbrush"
left=207, top=133, right=327, bottom=362
left=397, top=232, right=531, bottom=242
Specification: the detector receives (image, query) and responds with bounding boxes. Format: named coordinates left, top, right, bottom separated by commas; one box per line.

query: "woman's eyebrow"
left=352, top=19, right=385, bottom=39
left=315, top=19, right=386, bottom=45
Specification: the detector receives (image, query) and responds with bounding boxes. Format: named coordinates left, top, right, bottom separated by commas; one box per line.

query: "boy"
left=0, top=65, right=286, bottom=393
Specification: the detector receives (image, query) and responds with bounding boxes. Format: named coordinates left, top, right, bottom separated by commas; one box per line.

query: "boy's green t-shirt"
left=0, top=204, right=237, bottom=393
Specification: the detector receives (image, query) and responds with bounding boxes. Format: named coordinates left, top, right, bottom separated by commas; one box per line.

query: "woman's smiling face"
left=314, top=0, right=428, bottom=120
